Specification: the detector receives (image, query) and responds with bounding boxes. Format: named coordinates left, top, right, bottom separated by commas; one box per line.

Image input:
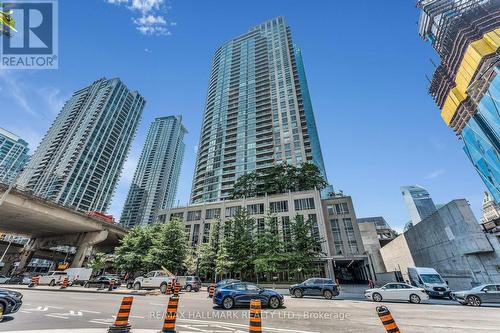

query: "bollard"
left=167, top=281, right=172, bottom=295
left=108, top=296, right=134, bottom=333
left=60, top=277, right=69, bottom=289
left=249, top=299, right=262, bottom=333
left=173, top=282, right=181, bottom=297
left=29, top=276, right=40, bottom=288
left=376, top=306, right=400, bottom=333
left=160, top=296, right=179, bottom=333
left=208, top=284, right=215, bottom=298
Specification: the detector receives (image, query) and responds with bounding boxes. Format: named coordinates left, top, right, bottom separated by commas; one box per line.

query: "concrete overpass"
left=0, top=184, right=127, bottom=272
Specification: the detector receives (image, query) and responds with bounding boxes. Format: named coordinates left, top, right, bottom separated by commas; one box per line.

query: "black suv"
left=289, top=278, right=339, bottom=299
left=0, top=289, right=23, bottom=319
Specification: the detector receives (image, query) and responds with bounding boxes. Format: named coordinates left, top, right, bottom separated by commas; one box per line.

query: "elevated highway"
left=0, top=184, right=127, bottom=272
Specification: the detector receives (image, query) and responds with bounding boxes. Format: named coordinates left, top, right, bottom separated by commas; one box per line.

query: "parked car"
left=451, top=284, right=500, bottom=306
left=213, top=282, right=284, bottom=310
left=133, top=270, right=174, bottom=293
left=84, top=276, right=119, bottom=289
left=176, top=276, right=201, bottom=292
left=289, top=278, right=339, bottom=300
left=408, top=267, right=451, bottom=298
left=208, top=279, right=240, bottom=292
left=37, top=271, right=68, bottom=286
left=364, top=282, right=429, bottom=304
left=5, top=274, right=31, bottom=285
left=0, top=275, right=9, bottom=284
left=0, top=289, right=23, bottom=319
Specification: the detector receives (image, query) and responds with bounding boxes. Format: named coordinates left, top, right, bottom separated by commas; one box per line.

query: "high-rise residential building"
left=120, top=116, right=187, bottom=228
left=0, top=127, right=29, bottom=184
left=16, top=78, right=145, bottom=212
left=401, top=185, right=437, bottom=225
left=480, top=191, right=500, bottom=232
left=417, top=0, right=500, bottom=203
left=191, top=16, right=330, bottom=203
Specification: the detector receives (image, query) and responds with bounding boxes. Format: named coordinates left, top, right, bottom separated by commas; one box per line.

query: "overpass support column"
left=71, top=230, right=109, bottom=268
left=14, top=238, right=41, bottom=274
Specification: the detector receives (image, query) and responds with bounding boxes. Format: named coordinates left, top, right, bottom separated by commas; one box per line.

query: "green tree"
left=87, top=252, right=107, bottom=276
left=183, top=247, right=197, bottom=275
left=215, top=238, right=233, bottom=278
left=115, top=225, right=156, bottom=274
left=197, top=218, right=222, bottom=279
left=230, top=163, right=327, bottom=198
left=253, top=213, right=285, bottom=279
left=144, top=219, right=188, bottom=274
left=288, top=214, right=324, bottom=280
left=224, top=209, right=255, bottom=279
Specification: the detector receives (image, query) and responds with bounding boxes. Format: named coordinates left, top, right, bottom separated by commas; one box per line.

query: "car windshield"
left=420, top=274, right=444, bottom=284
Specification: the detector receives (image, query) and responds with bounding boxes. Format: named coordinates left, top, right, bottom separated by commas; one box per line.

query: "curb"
left=1, top=285, right=155, bottom=296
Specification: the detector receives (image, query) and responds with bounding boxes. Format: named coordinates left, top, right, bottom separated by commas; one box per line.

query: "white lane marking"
left=80, top=309, right=101, bottom=314
left=45, top=314, right=69, bottom=319
left=177, top=319, right=319, bottom=333
left=149, top=302, right=166, bottom=306
left=23, top=305, right=63, bottom=312
left=130, top=315, right=145, bottom=319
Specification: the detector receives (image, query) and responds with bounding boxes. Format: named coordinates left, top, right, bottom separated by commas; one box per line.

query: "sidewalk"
left=1, top=284, right=155, bottom=296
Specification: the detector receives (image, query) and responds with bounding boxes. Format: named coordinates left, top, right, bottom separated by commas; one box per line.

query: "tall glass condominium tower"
left=120, top=116, right=186, bottom=227
left=16, top=78, right=145, bottom=212
left=401, top=185, right=437, bottom=226
left=191, top=17, right=329, bottom=203
left=418, top=0, right=500, bottom=203
left=0, top=127, right=29, bottom=184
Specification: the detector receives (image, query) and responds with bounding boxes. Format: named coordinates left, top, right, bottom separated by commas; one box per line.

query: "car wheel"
left=293, top=289, right=303, bottom=298
left=49, top=280, right=55, bottom=287
left=222, top=297, right=234, bottom=310
left=84, top=282, right=90, bottom=288
left=467, top=295, right=481, bottom=307
left=194, top=287, right=200, bottom=292
left=372, top=292, right=383, bottom=302
left=0, top=303, right=4, bottom=322
left=160, top=283, right=167, bottom=294
left=268, top=296, right=281, bottom=309
left=133, top=282, right=141, bottom=291
left=186, top=285, right=192, bottom=292
left=409, top=294, right=421, bottom=304
left=126, top=282, right=133, bottom=289
left=323, top=290, right=333, bottom=300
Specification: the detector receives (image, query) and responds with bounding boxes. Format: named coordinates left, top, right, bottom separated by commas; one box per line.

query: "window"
left=294, top=198, right=315, bottom=210
left=327, top=204, right=334, bottom=215
left=185, top=225, right=191, bottom=240
left=334, top=202, right=350, bottom=215
left=225, top=206, right=241, bottom=217
left=257, top=218, right=265, bottom=234
left=234, top=283, right=246, bottom=291
left=343, top=218, right=359, bottom=253
left=330, top=219, right=343, bottom=255
left=203, top=223, right=211, bottom=243
left=192, top=224, right=200, bottom=246
left=205, top=208, right=220, bottom=219
left=246, top=284, right=260, bottom=291
left=270, top=200, right=288, bottom=213
left=187, top=210, right=201, bottom=221
left=170, top=212, right=184, bottom=221
left=247, top=203, right=264, bottom=215
left=282, top=216, right=291, bottom=244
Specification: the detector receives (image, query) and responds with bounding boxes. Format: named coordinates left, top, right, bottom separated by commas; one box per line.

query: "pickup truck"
left=38, top=271, right=68, bottom=286
left=132, top=270, right=174, bottom=294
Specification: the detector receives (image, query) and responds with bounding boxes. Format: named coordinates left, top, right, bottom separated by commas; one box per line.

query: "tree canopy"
left=230, top=163, right=328, bottom=199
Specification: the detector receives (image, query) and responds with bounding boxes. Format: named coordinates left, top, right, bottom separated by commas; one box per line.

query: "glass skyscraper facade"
left=0, top=127, right=29, bottom=184
left=191, top=17, right=329, bottom=203
left=418, top=0, right=499, bottom=203
left=401, top=185, right=437, bottom=226
left=120, top=116, right=186, bottom=227
left=16, top=78, right=145, bottom=212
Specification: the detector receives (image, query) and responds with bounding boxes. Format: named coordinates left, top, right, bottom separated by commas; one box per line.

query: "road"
left=1, top=289, right=500, bottom=332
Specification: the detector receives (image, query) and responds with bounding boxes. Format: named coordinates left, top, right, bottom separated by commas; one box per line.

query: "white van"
left=408, top=267, right=451, bottom=298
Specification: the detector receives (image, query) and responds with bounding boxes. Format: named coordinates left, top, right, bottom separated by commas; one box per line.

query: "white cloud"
left=104, top=0, right=174, bottom=36
left=424, top=168, right=446, bottom=180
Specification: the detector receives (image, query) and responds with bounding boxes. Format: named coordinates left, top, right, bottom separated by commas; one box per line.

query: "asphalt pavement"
left=1, top=288, right=500, bottom=332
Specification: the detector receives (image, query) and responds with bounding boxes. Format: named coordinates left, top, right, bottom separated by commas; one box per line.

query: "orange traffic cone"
left=60, top=277, right=69, bottom=289
left=249, top=299, right=262, bottom=333
left=108, top=296, right=134, bottom=333
left=376, top=306, right=400, bottom=333
left=160, top=296, right=179, bottom=332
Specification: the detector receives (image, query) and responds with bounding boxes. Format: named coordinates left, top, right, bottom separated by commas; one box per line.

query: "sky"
left=0, top=0, right=488, bottom=232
